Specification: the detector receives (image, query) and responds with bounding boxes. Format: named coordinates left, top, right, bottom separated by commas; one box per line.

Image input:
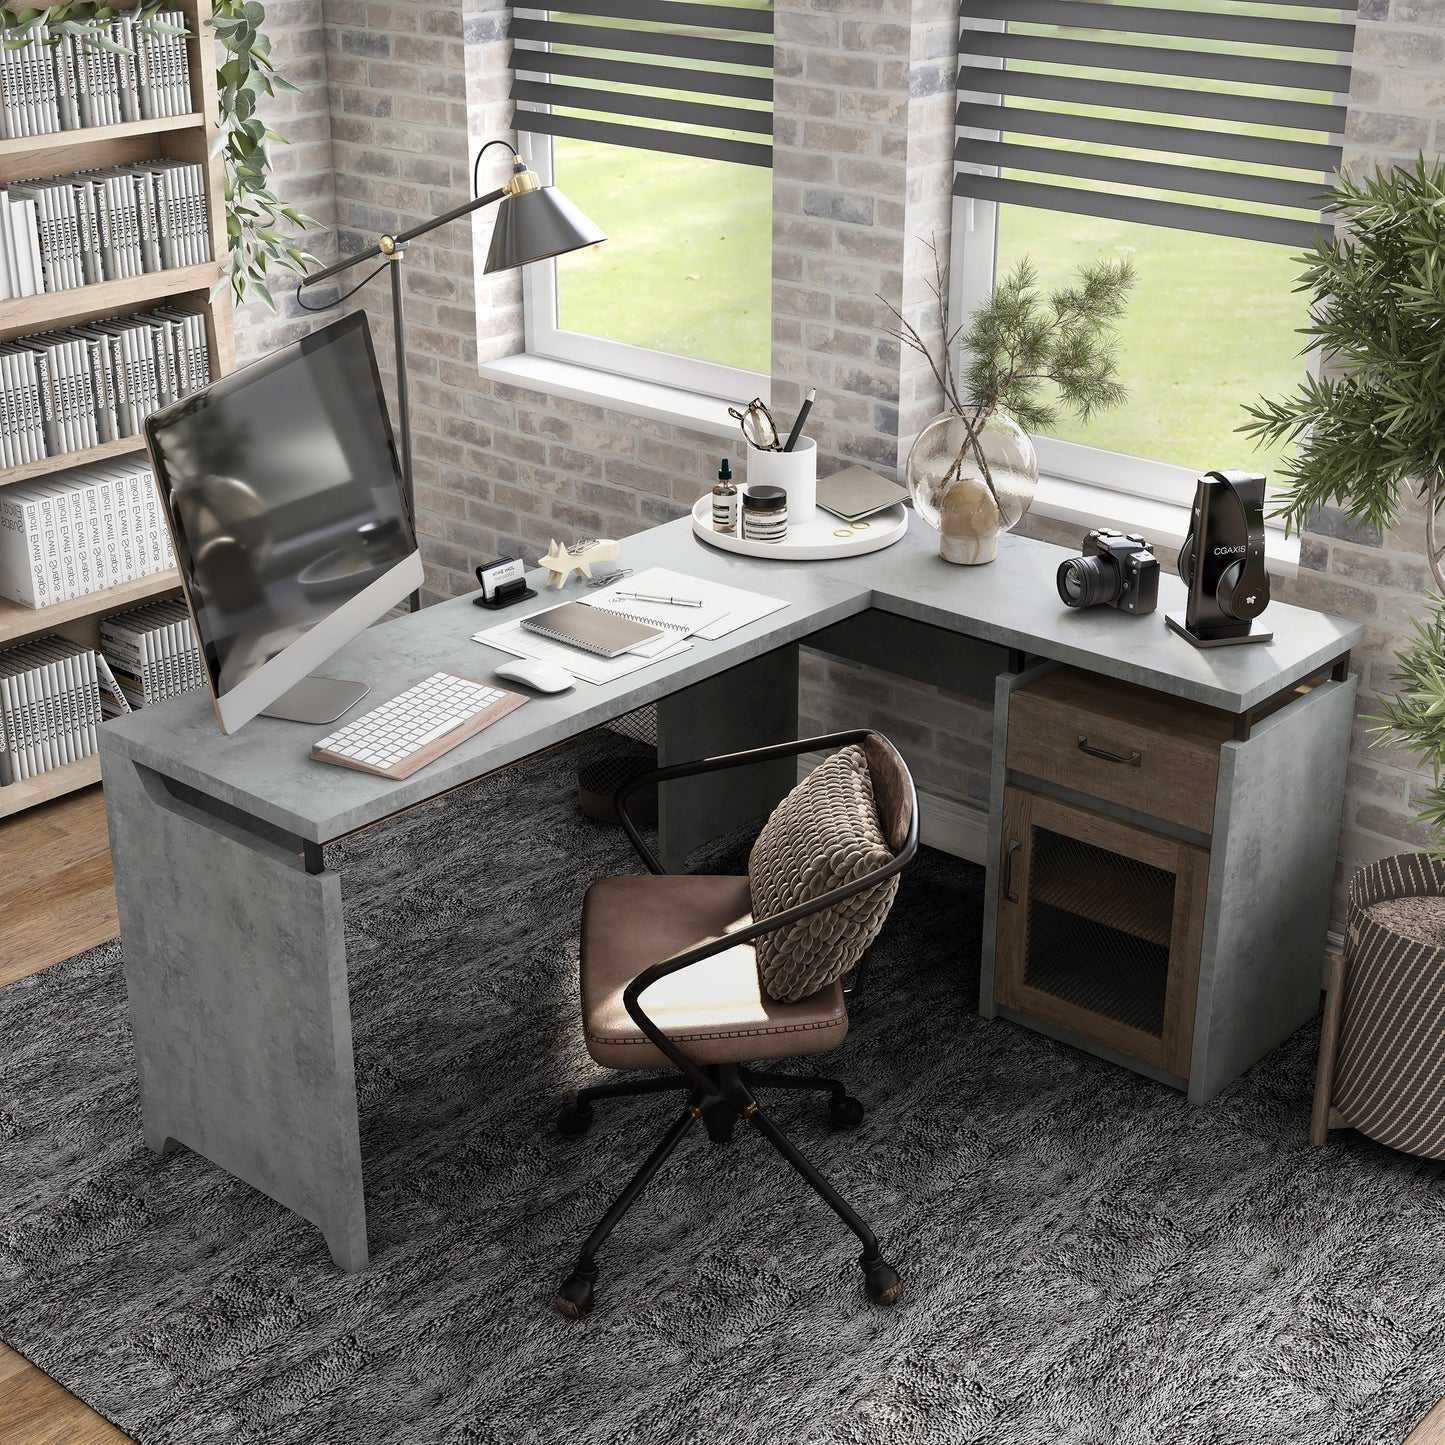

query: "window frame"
left=947, top=24, right=1328, bottom=530
left=513, top=129, right=771, bottom=405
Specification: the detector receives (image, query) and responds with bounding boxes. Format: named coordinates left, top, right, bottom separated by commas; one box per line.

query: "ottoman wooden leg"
left=1310, top=952, right=1348, bottom=1146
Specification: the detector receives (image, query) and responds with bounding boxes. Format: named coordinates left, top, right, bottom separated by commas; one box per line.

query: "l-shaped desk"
left=100, top=514, right=1363, bottom=1269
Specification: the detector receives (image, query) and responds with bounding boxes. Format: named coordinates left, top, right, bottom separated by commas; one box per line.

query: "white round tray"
left=690, top=495, right=908, bottom=560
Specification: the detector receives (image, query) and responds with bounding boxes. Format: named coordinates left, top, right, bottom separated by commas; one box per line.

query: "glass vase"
left=906, top=410, right=1038, bottom=564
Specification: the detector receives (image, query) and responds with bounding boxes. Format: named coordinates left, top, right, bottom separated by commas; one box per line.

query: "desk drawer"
left=1006, top=669, right=1233, bottom=835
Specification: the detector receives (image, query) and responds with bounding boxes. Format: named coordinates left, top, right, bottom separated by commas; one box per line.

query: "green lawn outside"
left=553, top=140, right=773, bottom=375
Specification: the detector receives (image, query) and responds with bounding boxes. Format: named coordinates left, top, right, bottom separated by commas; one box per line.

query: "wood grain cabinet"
left=980, top=661, right=1358, bottom=1103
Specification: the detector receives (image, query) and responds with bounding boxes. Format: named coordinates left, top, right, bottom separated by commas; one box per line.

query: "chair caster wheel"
left=554, top=1268, right=597, bottom=1318
left=829, top=1094, right=865, bottom=1130
left=861, top=1257, right=902, bottom=1306
left=557, top=1102, right=595, bottom=1137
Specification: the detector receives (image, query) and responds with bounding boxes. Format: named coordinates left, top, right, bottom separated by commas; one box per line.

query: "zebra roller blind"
left=954, top=0, right=1356, bottom=249
left=508, top=1, right=774, bottom=169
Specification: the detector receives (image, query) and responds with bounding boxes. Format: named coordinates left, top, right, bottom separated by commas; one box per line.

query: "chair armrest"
left=621, top=793, right=918, bottom=1094
left=614, top=728, right=879, bottom=875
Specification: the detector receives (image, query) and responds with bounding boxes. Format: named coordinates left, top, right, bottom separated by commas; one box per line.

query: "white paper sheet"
left=581, top=566, right=787, bottom=641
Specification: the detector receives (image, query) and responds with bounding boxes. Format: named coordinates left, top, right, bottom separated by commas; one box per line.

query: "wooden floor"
left=1411, top=1400, right=1445, bottom=1444
left=0, top=786, right=119, bottom=988
left=0, top=1342, right=132, bottom=1445
left=2, top=786, right=1444, bottom=1444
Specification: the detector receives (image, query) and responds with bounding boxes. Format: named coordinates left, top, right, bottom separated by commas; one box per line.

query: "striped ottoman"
left=1312, top=854, right=1445, bottom=1156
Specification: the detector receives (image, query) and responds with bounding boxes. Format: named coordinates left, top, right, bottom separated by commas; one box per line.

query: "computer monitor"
left=145, top=312, right=424, bottom=734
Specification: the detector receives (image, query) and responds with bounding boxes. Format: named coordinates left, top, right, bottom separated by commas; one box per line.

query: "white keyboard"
left=310, top=672, right=527, bottom=779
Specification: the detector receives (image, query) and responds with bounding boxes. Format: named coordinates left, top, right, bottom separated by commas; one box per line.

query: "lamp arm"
left=390, top=186, right=509, bottom=249
left=297, top=186, right=509, bottom=291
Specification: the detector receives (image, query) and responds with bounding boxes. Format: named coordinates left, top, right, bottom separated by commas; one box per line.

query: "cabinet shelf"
left=0, top=114, right=206, bottom=170
left=0, top=570, right=180, bottom=649
left=0, top=435, right=148, bottom=490
left=0, top=754, right=103, bottom=820
left=1029, top=853, right=1175, bottom=949
left=0, top=262, right=219, bottom=342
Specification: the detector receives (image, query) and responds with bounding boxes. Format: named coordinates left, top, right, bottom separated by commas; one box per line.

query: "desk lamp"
left=296, top=140, right=606, bottom=607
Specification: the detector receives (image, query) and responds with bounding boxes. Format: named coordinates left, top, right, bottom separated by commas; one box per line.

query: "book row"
left=0, top=457, right=177, bottom=610
left=0, top=161, right=210, bottom=299
left=99, top=597, right=204, bottom=713
left=0, top=10, right=192, bottom=140
left=0, top=635, right=106, bottom=784
left=0, top=306, right=210, bottom=464
left=0, top=601, right=205, bottom=785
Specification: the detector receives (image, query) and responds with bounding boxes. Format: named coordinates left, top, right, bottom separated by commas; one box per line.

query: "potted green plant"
left=1242, top=155, right=1445, bottom=845
left=1243, top=155, right=1445, bottom=1158
left=883, top=242, right=1134, bottom=564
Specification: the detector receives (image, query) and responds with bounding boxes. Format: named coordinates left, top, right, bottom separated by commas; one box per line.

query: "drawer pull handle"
left=1004, top=839, right=1021, bottom=903
left=1077, top=735, right=1142, bottom=766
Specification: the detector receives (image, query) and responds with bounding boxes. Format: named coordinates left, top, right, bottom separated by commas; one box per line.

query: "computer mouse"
left=493, top=657, right=575, bottom=693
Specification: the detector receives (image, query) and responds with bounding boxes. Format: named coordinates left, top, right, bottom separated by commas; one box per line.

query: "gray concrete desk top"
left=99, top=512, right=1363, bottom=845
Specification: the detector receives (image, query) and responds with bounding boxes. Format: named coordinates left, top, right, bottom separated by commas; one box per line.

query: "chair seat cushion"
left=580, top=874, right=848, bottom=1071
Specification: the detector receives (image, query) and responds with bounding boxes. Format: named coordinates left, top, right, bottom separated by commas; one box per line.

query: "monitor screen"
left=145, top=313, right=420, bottom=726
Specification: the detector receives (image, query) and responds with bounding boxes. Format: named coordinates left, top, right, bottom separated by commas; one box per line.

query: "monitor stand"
left=261, top=676, right=370, bottom=725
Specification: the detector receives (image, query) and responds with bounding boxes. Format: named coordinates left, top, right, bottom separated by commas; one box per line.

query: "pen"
left=614, top=591, right=703, bottom=607
left=783, top=387, right=816, bottom=453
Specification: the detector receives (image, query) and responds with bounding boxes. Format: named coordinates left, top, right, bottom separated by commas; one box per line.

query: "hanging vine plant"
left=208, top=0, right=319, bottom=309
left=0, top=1, right=319, bottom=311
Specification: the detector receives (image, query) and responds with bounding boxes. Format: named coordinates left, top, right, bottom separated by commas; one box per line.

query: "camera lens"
left=1056, top=555, right=1122, bottom=609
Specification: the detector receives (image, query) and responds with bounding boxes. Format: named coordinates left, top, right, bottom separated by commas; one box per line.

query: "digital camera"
left=1056, top=529, right=1159, bottom=615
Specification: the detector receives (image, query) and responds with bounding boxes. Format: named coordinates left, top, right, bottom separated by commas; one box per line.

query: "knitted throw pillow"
left=749, top=744, right=899, bottom=1003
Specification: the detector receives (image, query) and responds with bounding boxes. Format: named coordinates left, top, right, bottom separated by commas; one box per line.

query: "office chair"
left=554, top=730, right=918, bottom=1317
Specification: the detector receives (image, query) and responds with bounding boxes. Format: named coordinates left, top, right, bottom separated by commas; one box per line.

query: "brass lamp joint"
left=505, top=156, right=542, bottom=196
left=379, top=236, right=404, bottom=261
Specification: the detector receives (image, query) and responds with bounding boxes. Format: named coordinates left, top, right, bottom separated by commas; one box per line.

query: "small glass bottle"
left=742, top=484, right=788, bottom=543
left=711, top=458, right=738, bottom=533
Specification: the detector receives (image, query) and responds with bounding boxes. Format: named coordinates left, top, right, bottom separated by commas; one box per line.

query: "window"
left=507, top=1, right=774, bottom=398
left=951, top=0, right=1356, bottom=508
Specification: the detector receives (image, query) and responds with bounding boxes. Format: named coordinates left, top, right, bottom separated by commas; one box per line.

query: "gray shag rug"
left=2, top=730, right=1445, bottom=1445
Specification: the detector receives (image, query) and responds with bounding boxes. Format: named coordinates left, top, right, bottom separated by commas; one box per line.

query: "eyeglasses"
left=728, top=397, right=782, bottom=451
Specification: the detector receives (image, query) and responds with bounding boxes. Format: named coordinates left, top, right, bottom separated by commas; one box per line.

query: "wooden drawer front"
left=1007, top=671, right=1229, bottom=834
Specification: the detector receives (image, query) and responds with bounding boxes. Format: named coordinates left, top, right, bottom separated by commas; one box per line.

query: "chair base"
left=552, top=1063, right=897, bottom=1317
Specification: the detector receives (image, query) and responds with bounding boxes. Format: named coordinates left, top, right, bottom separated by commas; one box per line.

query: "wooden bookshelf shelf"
left=0, top=0, right=229, bottom=827
left=0, top=754, right=103, bottom=820
left=0, top=435, right=148, bottom=490
left=0, top=113, right=206, bottom=168
left=0, top=570, right=180, bottom=648
left=0, top=261, right=220, bottom=341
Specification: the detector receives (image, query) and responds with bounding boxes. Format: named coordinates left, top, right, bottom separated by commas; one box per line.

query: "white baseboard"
left=796, top=754, right=987, bottom=863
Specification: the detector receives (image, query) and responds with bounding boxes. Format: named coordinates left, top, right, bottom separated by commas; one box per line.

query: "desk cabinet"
left=981, top=661, right=1358, bottom=1103
left=994, top=786, right=1208, bottom=1078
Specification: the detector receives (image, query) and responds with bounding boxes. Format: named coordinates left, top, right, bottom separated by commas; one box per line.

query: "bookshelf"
left=0, top=0, right=233, bottom=821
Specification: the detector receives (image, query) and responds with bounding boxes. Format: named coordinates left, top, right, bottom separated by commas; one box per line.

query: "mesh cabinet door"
left=994, top=786, right=1210, bottom=1077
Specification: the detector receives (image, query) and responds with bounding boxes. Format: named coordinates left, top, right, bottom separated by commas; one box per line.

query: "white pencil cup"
left=747, top=436, right=817, bottom=520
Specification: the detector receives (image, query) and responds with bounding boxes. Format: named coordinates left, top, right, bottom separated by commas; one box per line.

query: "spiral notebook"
left=519, top=600, right=667, bottom=658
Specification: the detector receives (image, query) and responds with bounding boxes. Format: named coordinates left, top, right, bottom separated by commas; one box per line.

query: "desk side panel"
left=656, top=645, right=800, bottom=871
left=102, top=753, right=367, bottom=1270
left=1189, top=675, right=1357, bottom=1103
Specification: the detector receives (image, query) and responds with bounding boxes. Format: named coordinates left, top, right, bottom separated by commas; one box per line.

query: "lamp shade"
left=485, top=184, right=606, bottom=272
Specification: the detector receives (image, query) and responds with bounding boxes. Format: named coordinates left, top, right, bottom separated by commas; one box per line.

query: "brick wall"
left=232, top=0, right=338, bottom=366
left=240, top=0, right=1442, bottom=920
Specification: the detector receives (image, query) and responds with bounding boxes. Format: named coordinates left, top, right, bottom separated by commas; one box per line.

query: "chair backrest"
left=748, top=738, right=915, bottom=1004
